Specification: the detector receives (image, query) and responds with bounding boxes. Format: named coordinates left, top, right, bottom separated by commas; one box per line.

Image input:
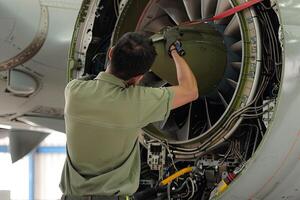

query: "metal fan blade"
left=183, top=0, right=202, bottom=21
left=143, top=15, right=175, bottom=33
left=217, top=89, right=228, bottom=108
left=224, top=15, right=240, bottom=38
left=231, top=62, right=242, bottom=70
left=214, top=0, right=232, bottom=24
left=201, top=0, right=218, bottom=19
left=157, top=0, right=189, bottom=25
left=176, top=103, right=192, bottom=141
left=200, top=123, right=207, bottom=134
left=231, top=40, right=242, bottom=52
left=9, top=129, right=49, bottom=163
left=226, top=78, right=238, bottom=88
left=160, top=117, right=176, bottom=132
left=204, top=97, right=212, bottom=128
left=158, top=116, right=180, bottom=140
left=140, top=72, right=168, bottom=87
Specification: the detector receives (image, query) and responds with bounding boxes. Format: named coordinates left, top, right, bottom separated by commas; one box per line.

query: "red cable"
left=181, top=0, right=263, bottom=26
left=209, top=0, right=263, bottom=21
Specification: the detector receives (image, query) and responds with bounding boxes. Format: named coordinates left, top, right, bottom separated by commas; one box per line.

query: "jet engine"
left=67, top=0, right=300, bottom=199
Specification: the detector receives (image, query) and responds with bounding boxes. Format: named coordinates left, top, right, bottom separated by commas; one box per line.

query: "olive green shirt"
left=60, top=72, right=174, bottom=195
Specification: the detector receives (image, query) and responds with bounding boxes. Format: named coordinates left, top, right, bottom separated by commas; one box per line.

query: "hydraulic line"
left=160, top=167, right=193, bottom=186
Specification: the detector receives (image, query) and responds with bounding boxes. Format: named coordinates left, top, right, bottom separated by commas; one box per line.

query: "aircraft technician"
left=60, top=30, right=198, bottom=200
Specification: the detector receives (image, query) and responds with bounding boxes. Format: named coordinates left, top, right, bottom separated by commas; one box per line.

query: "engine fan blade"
left=214, top=0, right=232, bottom=24
left=201, top=0, right=218, bottom=19
left=204, top=97, right=212, bottom=128
left=157, top=0, right=189, bottom=25
left=176, top=103, right=192, bottom=141
left=226, top=78, right=238, bottom=88
left=143, top=15, right=175, bottom=33
left=231, top=40, right=242, bottom=52
left=224, top=15, right=240, bottom=38
left=183, top=0, right=202, bottom=21
left=217, top=89, right=229, bottom=108
left=231, top=62, right=242, bottom=71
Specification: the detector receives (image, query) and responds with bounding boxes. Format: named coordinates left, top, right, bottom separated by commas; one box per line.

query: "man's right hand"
left=162, top=27, right=198, bottom=109
left=162, top=27, right=182, bottom=57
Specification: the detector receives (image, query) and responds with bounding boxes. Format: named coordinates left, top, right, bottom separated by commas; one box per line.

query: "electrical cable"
left=167, top=182, right=171, bottom=200
left=113, top=0, right=119, bottom=17
left=187, top=177, right=195, bottom=200
left=160, top=167, right=193, bottom=186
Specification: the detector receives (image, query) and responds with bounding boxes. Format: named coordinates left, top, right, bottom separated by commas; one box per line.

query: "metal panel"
left=220, top=0, right=300, bottom=199
left=0, top=0, right=81, bottom=132
left=0, top=191, right=10, bottom=200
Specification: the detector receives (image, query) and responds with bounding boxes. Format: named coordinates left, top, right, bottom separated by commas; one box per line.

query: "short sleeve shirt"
left=60, top=72, right=174, bottom=196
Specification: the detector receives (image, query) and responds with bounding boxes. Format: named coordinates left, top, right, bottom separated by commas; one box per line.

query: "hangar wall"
left=0, top=133, right=66, bottom=200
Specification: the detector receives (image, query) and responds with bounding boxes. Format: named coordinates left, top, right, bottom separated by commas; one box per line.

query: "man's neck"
left=105, top=66, right=113, bottom=74
left=105, top=66, right=141, bottom=86
left=105, top=66, right=133, bottom=86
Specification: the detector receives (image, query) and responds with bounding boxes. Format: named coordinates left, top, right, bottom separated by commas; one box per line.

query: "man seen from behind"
left=60, top=31, right=198, bottom=200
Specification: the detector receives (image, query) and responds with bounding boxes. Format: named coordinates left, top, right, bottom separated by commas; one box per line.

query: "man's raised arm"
left=168, top=47, right=198, bottom=109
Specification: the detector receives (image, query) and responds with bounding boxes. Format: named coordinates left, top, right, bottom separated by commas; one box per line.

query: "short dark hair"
left=110, top=32, right=157, bottom=80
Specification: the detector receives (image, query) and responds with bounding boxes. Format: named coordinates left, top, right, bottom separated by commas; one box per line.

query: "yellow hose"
left=160, top=167, right=193, bottom=186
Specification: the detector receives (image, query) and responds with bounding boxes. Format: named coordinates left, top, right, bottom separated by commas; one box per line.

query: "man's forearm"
left=171, top=50, right=198, bottom=96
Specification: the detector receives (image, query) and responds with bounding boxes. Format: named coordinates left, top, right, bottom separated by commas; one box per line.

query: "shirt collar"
left=95, top=72, right=127, bottom=88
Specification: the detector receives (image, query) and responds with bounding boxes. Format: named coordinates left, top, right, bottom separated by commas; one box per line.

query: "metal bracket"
left=147, top=142, right=166, bottom=171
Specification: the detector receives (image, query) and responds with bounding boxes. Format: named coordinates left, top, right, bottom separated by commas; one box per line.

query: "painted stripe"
left=36, top=146, right=66, bottom=153
left=0, top=145, right=66, bottom=153
left=0, top=145, right=9, bottom=152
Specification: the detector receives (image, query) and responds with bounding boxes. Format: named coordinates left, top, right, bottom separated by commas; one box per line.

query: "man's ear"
left=108, top=46, right=114, bottom=60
